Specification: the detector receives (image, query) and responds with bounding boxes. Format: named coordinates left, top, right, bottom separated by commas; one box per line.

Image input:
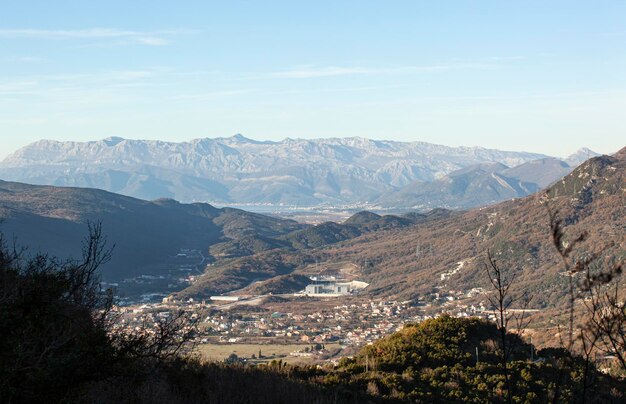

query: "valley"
left=1, top=146, right=624, bottom=376
left=4, top=4, right=625, bottom=401
left=125, top=147, right=626, bottom=360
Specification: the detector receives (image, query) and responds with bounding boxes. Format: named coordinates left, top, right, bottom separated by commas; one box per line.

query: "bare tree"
left=112, top=309, right=198, bottom=363
left=583, top=282, right=626, bottom=371
left=547, top=206, right=624, bottom=403
left=548, top=208, right=589, bottom=351
left=1, top=222, right=200, bottom=402
left=484, top=249, right=529, bottom=404
left=0, top=222, right=118, bottom=401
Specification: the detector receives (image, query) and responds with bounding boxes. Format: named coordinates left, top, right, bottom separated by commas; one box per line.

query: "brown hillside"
left=181, top=150, right=625, bottom=319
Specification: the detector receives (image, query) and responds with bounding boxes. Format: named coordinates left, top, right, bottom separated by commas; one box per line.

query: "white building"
left=305, top=282, right=353, bottom=295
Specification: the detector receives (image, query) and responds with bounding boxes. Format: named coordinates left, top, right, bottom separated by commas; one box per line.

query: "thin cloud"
left=336, top=89, right=626, bottom=110
left=17, top=68, right=168, bottom=83
left=0, top=28, right=144, bottom=39
left=274, top=66, right=384, bottom=78
left=265, top=84, right=406, bottom=96
left=0, top=28, right=193, bottom=46
left=272, top=63, right=493, bottom=79
left=0, top=81, right=40, bottom=96
left=486, top=56, right=526, bottom=61
left=5, top=56, right=45, bottom=63
left=171, top=89, right=257, bottom=101
left=135, top=37, right=170, bottom=46
left=0, top=68, right=168, bottom=100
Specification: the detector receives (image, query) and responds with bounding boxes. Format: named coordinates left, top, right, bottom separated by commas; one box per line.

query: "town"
left=110, top=277, right=503, bottom=365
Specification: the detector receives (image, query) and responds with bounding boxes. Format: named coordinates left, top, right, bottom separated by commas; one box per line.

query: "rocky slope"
left=0, top=135, right=589, bottom=208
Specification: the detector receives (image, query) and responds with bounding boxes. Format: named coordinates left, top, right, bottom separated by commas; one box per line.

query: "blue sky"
left=1, top=1, right=625, bottom=158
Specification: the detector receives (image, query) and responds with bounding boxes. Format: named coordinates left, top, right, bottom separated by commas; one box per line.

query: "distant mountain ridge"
left=0, top=135, right=596, bottom=209
left=376, top=157, right=574, bottom=209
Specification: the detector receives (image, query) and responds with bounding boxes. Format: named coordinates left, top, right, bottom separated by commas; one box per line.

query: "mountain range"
left=0, top=141, right=621, bottom=309
left=0, top=136, right=596, bottom=209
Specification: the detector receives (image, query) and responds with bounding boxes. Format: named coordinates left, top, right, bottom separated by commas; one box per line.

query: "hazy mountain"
left=500, top=158, right=571, bottom=188
left=0, top=135, right=556, bottom=207
left=565, top=147, right=601, bottom=166
left=376, top=157, right=581, bottom=209
left=376, top=164, right=541, bottom=209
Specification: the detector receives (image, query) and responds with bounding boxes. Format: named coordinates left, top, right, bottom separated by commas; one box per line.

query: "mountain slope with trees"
left=0, top=180, right=307, bottom=298
left=178, top=148, right=625, bottom=316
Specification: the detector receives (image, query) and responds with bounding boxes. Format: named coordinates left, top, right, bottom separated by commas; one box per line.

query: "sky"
left=1, top=1, right=625, bottom=159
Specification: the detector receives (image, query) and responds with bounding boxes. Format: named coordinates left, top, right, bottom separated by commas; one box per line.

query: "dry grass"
left=196, top=343, right=342, bottom=364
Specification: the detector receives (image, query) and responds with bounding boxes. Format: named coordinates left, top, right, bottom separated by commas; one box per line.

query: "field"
left=196, top=343, right=342, bottom=365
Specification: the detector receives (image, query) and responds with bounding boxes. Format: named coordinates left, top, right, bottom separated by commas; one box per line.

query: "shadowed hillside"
left=0, top=181, right=307, bottom=298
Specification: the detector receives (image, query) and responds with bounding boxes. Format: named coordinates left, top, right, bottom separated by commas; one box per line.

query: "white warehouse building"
left=305, top=282, right=353, bottom=295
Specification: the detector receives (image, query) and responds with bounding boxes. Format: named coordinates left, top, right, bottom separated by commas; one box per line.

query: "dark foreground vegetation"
left=0, top=226, right=359, bottom=404
left=1, top=226, right=625, bottom=403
